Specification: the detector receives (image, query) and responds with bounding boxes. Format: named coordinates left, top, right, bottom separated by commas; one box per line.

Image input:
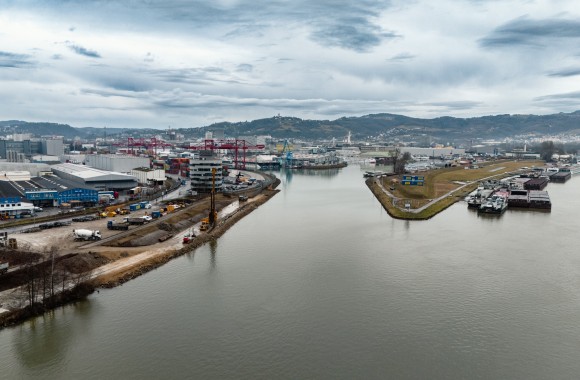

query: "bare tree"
left=394, top=151, right=412, bottom=174
left=23, top=254, right=40, bottom=309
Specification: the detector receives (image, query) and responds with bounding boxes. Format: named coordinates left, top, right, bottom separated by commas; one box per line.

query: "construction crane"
left=209, top=168, right=217, bottom=226
left=200, top=168, right=218, bottom=232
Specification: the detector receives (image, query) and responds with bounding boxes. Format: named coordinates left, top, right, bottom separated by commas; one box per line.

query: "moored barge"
left=508, top=189, right=551, bottom=210
left=550, top=172, right=571, bottom=183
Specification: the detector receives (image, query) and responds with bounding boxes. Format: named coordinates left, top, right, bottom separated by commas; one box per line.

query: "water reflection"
left=209, top=239, right=218, bottom=272
left=294, top=168, right=341, bottom=178
left=14, top=300, right=94, bottom=371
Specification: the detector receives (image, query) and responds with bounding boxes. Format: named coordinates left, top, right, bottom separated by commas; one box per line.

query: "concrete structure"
left=0, top=138, right=63, bottom=159
left=42, top=138, right=64, bottom=156
left=130, top=168, right=166, bottom=185
left=505, top=152, right=541, bottom=159
left=400, top=147, right=466, bottom=158
left=6, top=151, right=26, bottom=162
left=239, top=136, right=258, bottom=145
left=85, top=154, right=150, bottom=173
left=0, top=171, right=31, bottom=182
left=189, top=157, right=223, bottom=193
left=62, top=153, right=86, bottom=164
left=0, top=163, right=51, bottom=177
left=51, top=163, right=138, bottom=190
left=31, top=155, right=61, bottom=164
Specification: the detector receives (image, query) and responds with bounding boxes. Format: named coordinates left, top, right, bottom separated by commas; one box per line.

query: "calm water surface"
left=2, top=164, right=580, bottom=379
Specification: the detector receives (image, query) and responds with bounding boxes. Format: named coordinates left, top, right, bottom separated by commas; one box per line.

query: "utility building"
left=51, top=163, right=138, bottom=190
left=130, top=167, right=166, bottom=186
left=85, top=154, right=150, bottom=173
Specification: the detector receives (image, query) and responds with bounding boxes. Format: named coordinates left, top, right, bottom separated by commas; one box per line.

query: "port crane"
left=185, top=139, right=265, bottom=170
left=280, top=139, right=293, bottom=167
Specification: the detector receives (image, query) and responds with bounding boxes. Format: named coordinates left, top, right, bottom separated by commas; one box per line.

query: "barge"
left=524, top=177, right=549, bottom=191
left=507, top=190, right=551, bottom=210
left=550, top=172, right=571, bottom=183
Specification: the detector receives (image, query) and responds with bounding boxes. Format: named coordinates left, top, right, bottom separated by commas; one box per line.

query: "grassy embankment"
left=368, top=160, right=543, bottom=220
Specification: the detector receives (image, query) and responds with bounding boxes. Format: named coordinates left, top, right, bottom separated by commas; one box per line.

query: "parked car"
left=141, top=215, right=152, bottom=222
left=33, top=206, right=43, bottom=212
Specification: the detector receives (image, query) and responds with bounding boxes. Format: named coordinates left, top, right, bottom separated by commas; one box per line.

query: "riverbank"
left=0, top=182, right=280, bottom=328
left=93, top=188, right=279, bottom=288
left=366, top=177, right=471, bottom=220
left=368, top=160, right=543, bottom=220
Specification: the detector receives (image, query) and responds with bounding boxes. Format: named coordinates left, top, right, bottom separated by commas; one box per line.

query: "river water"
left=2, top=164, right=580, bottom=379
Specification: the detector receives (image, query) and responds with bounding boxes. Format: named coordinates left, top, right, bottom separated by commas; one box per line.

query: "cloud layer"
left=1, top=0, right=580, bottom=129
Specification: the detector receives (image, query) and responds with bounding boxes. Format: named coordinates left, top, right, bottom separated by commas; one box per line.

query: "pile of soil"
left=58, top=252, right=110, bottom=274
left=0, top=249, right=42, bottom=266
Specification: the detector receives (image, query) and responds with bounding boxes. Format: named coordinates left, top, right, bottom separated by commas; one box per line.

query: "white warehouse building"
left=130, top=167, right=166, bottom=185
left=85, top=154, right=150, bottom=173
left=51, top=163, right=138, bottom=190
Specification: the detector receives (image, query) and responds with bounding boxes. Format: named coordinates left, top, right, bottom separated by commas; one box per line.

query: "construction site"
left=0, top=170, right=280, bottom=327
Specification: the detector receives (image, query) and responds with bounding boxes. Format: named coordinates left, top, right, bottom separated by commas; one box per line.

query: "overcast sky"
left=1, top=0, right=580, bottom=129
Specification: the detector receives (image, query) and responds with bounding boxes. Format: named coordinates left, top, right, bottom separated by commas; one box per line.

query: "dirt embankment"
left=0, top=179, right=280, bottom=328
left=94, top=188, right=279, bottom=287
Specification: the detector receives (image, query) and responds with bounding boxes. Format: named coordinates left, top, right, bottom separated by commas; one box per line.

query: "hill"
left=181, top=112, right=580, bottom=141
left=3, top=111, right=580, bottom=141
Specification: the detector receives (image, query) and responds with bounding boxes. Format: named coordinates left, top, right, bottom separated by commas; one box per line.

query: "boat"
left=466, top=188, right=494, bottom=209
left=478, top=190, right=508, bottom=214
left=256, top=155, right=281, bottom=169
left=363, top=171, right=384, bottom=178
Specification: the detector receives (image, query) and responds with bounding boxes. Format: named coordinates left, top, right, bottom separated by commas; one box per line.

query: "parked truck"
left=123, top=217, right=146, bottom=225
left=107, top=220, right=130, bottom=230
left=73, top=229, right=102, bottom=241
left=0, top=261, right=8, bottom=275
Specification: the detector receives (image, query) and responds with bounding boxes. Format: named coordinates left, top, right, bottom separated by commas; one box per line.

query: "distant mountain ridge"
left=3, top=111, right=580, bottom=141
left=184, top=112, right=580, bottom=141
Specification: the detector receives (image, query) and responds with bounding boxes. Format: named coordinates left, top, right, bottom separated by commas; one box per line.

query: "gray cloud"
left=68, top=44, right=101, bottom=58
left=149, top=67, right=245, bottom=86
left=425, top=101, right=482, bottom=110
left=0, top=51, right=34, bottom=68
left=236, top=64, right=253, bottom=72
left=310, top=17, right=399, bottom=52
left=81, top=88, right=142, bottom=99
left=535, top=91, right=580, bottom=101
left=480, top=17, right=580, bottom=48
left=388, top=53, right=415, bottom=62
left=547, top=67, right=580, bottom=77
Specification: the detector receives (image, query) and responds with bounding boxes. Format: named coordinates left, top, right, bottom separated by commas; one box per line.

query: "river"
left=2, top=164, right=580, bottom=379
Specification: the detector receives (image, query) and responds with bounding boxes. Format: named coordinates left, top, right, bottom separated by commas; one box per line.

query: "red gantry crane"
left=186, top=139, right=265, bottom=169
